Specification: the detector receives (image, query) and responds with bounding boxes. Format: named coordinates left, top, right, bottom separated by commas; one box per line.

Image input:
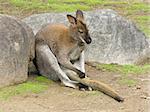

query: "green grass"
left=35, top=76, right=53, bottom=84
left=8, top=0, right=93, bottom=12
left=96, top=64, right=150, bottom=75
left=127, top=3, right=150, bottom=13
left=119, top=78, right=137, bottom=86
left=96, top=64, right=150, bottom=86
left=133, top=15, right=150, bottom=37
left=47, top=3, right=90, bottom=12
left=0, top=76, right=51, bottom=100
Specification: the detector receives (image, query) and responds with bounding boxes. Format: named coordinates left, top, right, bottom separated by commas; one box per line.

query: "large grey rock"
left=0, top=15, right=35, bottom=88
left=23, top=9, right=149, bottom=65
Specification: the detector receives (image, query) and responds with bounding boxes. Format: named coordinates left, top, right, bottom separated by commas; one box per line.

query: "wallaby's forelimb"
left=67, top=73, right=124, bottom=102
left=58, top=58, right=85, bottom=78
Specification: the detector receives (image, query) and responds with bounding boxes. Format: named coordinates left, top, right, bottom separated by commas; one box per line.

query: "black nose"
left=86, top=37, right=92, bottom=44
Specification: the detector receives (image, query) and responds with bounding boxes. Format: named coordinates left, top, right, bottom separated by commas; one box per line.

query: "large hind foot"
left=78, top=83, right=93, bottom=91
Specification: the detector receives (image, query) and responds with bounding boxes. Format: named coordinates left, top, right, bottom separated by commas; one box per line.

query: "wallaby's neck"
left=68, top=28, right=78, bottom=44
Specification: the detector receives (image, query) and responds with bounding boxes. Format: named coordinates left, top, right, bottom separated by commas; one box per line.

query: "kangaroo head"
left=67, top=10, right=92, bottom=44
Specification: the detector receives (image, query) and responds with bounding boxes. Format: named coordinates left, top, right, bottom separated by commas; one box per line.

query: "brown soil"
left=0, top=65, right=149, bottom=112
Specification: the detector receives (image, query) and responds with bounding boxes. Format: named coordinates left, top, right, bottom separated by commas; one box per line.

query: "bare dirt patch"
left=0, top=65, right=149, bottom=112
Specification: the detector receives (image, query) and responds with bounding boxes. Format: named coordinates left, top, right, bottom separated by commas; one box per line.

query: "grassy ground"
left=0, top=0, right=149, bottom=37
left=96, top=64, right=150, bottom=86
left=0, top=64, right=149, bottom=100
left=96, top=64, right=150, bottom=75
left=0, top=65, right=149, bottom=112
left=0, top=76, right=53, bottom=100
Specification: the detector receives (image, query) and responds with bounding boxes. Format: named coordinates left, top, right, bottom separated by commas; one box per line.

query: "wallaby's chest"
left=48, top=39, right=78, bottom=59
left=68, top=43, right=85, bottom=62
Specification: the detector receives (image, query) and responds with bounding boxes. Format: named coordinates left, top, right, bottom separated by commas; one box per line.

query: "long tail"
left=67, top=74, right=124, bottom=102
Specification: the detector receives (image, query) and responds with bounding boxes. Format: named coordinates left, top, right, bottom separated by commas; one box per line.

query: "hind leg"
left=35, top=44, right=78, bottom=88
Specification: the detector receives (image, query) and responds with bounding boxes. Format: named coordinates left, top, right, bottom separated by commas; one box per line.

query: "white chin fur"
left=79, top=36, right=86, bottom=43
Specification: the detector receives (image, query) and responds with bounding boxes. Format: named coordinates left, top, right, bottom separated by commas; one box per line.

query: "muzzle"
left=85, top=37, right=92, bottom=44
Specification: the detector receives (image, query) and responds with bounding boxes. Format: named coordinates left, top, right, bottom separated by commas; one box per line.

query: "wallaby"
left=35, top=10, right=91, bottom=80
left=35, top=10, right=91, bottom=88
left=34, top=10, right=124, bottom=102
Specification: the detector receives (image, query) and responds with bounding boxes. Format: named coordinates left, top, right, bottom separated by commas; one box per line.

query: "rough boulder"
left=0, top=15, right=35, bottom=88
left=23, top=9, right=149, bottom=65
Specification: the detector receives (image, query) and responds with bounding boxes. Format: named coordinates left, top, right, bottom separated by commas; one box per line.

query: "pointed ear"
left=76, top=10, right=84, bottom=21
left=67, top=15, right=77, bottom=25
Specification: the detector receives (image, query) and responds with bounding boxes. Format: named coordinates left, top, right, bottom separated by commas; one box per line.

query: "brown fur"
left=36, top=24, right=76, bottom=56
left=35, top=10, right=91, bottom=78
